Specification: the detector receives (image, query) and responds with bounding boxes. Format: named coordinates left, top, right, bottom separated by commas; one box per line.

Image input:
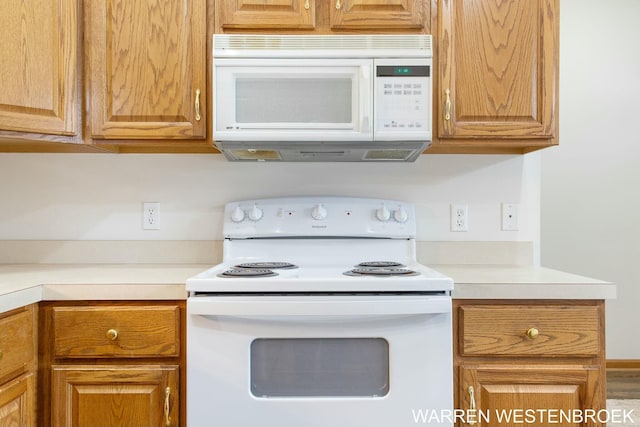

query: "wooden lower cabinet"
left=459, top=365, right=602, bottom=427
left=0, top=373, right=35, bottom=427
left=51, top=365, right=178, bottom=427
left=39, top=301, right=186, bottom=427
left=454, top=300, right=606, bottom=427
left=0, top=304, right=37, bottom=427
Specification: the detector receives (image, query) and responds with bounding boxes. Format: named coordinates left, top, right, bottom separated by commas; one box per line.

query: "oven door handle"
left=188, top=295, right=451, bottom=317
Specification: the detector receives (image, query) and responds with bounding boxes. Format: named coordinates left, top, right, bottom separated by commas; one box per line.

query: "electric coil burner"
left=343, top=267, right=420, bottom=277
left=219, top=269, right=278, bottom=278
left=357, top=261, right=405, bottom=268
left=234, top=262, right=298, bottom=270
left=187, top=196, right=454, bottom=427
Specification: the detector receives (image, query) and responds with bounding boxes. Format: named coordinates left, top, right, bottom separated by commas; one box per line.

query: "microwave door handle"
left=360, top=65, right=372, bottom=133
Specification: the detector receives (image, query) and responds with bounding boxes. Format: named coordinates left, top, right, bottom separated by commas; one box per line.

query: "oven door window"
left=250, top=338, right=389, bottom=398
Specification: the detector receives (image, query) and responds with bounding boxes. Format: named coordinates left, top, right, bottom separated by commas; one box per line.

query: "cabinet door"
left=87, top=0, right=206, bottom=139
left=459, top=365, right=603, bottom=427
left=438, top=0, right=558, bottom=139
left=0, top=0, right=77, bottom=136
left=51, top=365, right=179, bottom=427
left=330, top=0, right=424, bottom=30
left=0, top=373, right=35, bottom=427
left=218, top=0, right=315, bottom=30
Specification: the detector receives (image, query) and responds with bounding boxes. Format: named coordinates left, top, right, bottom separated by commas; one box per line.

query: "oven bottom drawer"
left=187, top=295, right=453, bottom=427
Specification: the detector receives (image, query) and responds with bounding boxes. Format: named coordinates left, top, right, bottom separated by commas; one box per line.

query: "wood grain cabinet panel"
left=0, top=0, right=77, bottom=136
left=330, top=0, right=424, bottom=30
left=217, top=0, right=426, bottom=31
left=459, top=366, right=602, bottom=427
left=219, top=0, right=315, bottom=30
left=460, top=305, right=600, bottom=357
left=86, top=0, right=206, bottom=139
left=52, top=306, right=180, bottom=358
left=0, top=309, right=35, bottom=379
left=0, top=373, right=35, bottom=427
left=435, top=0, right=559, bottom=151
left=51, top=365, right=178, bottom=427
left=0, top=305, right=36, bottom=427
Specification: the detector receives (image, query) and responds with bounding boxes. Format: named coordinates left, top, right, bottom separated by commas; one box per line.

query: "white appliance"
left=187, top=196, right=453, bottom=427
left=213, top=35, right=432, bottom=162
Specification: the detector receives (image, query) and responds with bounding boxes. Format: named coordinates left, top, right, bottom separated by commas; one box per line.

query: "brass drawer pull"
left=304, top=0, right=310, bottom=9
left=335, top=0, right=341, bottom=9
left=444, top=88, right=451, bottom=121
left=468, top=386, right=477, bottom=425
left=526, top=327, right=539, bottom=339
left=106, top=329, right=118, bottom=341
left=164, top=387, right=171, bottom=426
left=195, top=88, right=201, bottom=121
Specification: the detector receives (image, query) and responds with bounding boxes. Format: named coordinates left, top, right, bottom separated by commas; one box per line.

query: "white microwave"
left=213, top=35, right=432, bottom=162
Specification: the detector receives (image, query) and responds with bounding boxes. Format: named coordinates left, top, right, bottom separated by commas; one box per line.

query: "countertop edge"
left=0, top=264, right=615, bottom=312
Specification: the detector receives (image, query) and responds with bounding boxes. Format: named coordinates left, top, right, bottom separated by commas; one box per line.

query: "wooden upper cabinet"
left=0, top=0, right=78, bottom=136
left=437, top=0, right=558, bottom=141
left=330, top=0, right=424, bottom=30
left=217, top=0, right=426, bottom=31
left=86, top=0, right=206, bottom=139
left=219, top=0, right=316, bottom=30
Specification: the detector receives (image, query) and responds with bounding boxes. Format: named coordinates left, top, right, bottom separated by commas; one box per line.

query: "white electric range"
left=187, top=196, right=453, bottom=427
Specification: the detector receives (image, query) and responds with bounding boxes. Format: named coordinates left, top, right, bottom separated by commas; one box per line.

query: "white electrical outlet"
left=501, top=203, right=519, bottom=231
left=450, top=204, right=468, bottom=232
left=143, top=202, right=160, bottom=230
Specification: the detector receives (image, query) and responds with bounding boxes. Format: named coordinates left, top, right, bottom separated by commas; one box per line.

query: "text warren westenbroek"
left=411, top=408, right=636, bottom=425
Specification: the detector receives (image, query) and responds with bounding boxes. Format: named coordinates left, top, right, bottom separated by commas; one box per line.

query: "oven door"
left=213, top=58, right=373, bottom=141
left=187, top=294, right=453, bottom=427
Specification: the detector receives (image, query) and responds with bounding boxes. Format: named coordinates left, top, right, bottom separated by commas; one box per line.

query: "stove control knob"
left=231, top=206, right=245, bottom=223
left=311, top=203, right=328, bottom=220
left=375, top=205, right=391, bottom=222
left=393, top=207, right=409, bottom=223
left=248, top=204, right=263, bottom=221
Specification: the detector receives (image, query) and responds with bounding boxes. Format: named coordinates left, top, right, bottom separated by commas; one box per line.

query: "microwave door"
left=214, top=59, right=373, bottom=141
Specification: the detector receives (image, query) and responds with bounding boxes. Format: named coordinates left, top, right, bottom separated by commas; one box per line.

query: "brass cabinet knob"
left=526, top=327, right=539, bottom=339
left=106, top=329, right=118, bottom=341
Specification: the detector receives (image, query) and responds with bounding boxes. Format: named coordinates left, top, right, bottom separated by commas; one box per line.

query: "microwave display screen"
left=376, top=66, right=430, bottom=77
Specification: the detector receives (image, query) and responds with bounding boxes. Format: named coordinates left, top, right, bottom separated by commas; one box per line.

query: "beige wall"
left=0, top=153, right=540, bottom=245
left=541, top=0, right=640, bottom=358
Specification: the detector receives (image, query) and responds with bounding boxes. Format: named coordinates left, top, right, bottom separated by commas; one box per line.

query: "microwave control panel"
left=374, top=58, right=431, bottom=141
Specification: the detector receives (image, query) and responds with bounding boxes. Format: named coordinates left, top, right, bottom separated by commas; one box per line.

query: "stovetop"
left=187, top=196, right=453, bottom=294
left=187, top=261, right=452, bottom=293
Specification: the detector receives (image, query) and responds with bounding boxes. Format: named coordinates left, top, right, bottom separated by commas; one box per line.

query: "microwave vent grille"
left=364, top=149, right=415, bottom=161
left=214, top=35, right=432, bottom=56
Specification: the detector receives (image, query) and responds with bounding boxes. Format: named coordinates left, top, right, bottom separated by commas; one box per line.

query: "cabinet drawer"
left=459, top=305, right=600, bottom=357
left=52, top=306, right=180, bottom=358
left=0, top=309, right=34, bottom=378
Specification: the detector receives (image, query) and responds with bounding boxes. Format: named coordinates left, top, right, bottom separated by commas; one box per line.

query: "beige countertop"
left=433, top=265, right=615, bottom=300
left=0, top=263, right=615, bottom=313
